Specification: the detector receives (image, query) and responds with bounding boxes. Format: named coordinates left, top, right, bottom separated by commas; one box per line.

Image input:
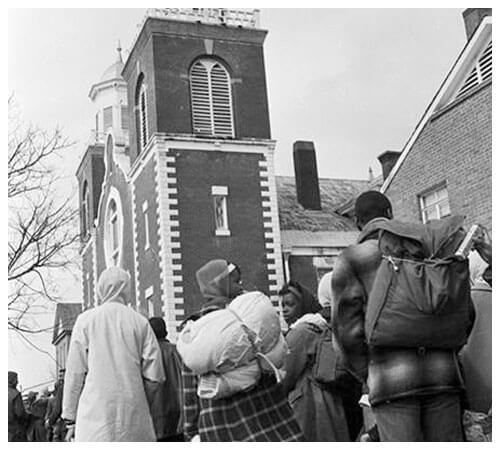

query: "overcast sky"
left=8, top=7, right=468, bottom=391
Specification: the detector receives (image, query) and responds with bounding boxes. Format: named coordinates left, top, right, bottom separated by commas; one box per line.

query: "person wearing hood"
left=8, top=371, right=28, bottom=441
left=181, top=259, right=303, bottom=442
left=61, top=267, right=165, bottom=442
left=280, top=280, right=350, bottom=442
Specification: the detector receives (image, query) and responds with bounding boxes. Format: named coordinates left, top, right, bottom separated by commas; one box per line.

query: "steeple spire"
left=368, top=166, right=374, bottom=182
left=116, top=40, right=123, bottom=63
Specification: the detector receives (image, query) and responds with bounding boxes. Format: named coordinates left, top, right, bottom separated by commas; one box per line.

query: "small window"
left=121, top=106, right=129, bottom=130
left=82, top=181, right=89, bottom=238
left=212, top=186, right=230, bottom=236
left=143, top=200, right=150, bottom=250
left=146, top=286, right=154, bottom=317
left=103, top=106, right=113, bottom=131
left=138, top=83, right=148, bottom=153
left=419, top=185, right=451, bottom=224
left=108, top=200, right=120, bottom=265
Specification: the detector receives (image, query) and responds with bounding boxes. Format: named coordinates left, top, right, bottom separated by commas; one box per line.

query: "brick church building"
left=69, top=8, right=371, bottom=346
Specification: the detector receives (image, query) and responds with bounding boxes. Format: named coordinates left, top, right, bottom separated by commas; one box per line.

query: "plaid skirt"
left=197, top=374, right=304, bottom=442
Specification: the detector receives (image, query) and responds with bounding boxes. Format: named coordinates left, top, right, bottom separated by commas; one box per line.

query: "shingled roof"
left=52, top=302, right=82, bottom=345
left=276, top=176, right=371, bottom=232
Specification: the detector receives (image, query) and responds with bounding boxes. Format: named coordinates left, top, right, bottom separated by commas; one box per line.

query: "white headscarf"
left=97, top=267, right=131, bottom=305
left=317, top=271, right=333, bottom=309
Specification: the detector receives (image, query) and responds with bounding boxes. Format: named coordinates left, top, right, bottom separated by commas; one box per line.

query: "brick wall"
left=386, top=83, right=491, bottom=232
left=171, top=148, right=270, bottom=318
left=123, top=18, right=271, bottom=164
left=133, top=155, right=162, bottom=316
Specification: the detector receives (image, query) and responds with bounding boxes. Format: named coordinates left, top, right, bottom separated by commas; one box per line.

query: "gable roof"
left=52, top=303, right=82, bottom=344
left=276, top=176, right=370, bottom=232
left=381, top=15, right=492, bottom=193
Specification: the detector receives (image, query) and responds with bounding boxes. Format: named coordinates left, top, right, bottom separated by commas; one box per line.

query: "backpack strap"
left=226, top=307, right=283, bottom=383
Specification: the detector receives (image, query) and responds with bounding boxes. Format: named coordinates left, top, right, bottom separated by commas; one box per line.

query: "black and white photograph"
left=8, top=6, right=492, bottom=442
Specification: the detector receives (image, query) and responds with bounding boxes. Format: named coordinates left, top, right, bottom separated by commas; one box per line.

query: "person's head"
left=354, top=191, right=392, bottom=230
left=97, top=267, right=132, bottom=305
left=149, top=317, right=167, bottom=340
left=196, top=259, right=243, bottom=304
left=279, top=281, right=322, bottom=326
left=8, top=371, right=18, bottom=388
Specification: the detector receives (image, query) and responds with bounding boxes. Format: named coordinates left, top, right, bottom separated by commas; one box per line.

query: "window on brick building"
left=455, top=40, right=492, bottom=101
left=82, top=181, right=90, bottom=238
left=103, top=106, right=113, bottom=131
left=212, top=185, right=230, bottom=236
left=190, top=58, right=234, bottom=137
left=146, top=286, right=154, bottom=317
left=143, top=200, right=150, bottom=250
left=135, top=76, right=148, bottom=155
left=121, top=105, right=129, bottom=130
left=419, top=185, right=451, bottom=223
left=104, top=188, right=123, bottom=268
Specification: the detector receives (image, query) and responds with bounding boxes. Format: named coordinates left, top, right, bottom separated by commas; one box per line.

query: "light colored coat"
left=62, top=301, right=165, bottom=441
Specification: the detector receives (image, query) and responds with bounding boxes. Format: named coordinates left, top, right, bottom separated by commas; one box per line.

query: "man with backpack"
left=331, top=191, right=473, bottom=441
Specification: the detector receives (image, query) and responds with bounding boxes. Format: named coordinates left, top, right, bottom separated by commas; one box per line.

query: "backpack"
left=312, top=326, right=351, bottom=388
left=365, top=215, right=473, bottom=350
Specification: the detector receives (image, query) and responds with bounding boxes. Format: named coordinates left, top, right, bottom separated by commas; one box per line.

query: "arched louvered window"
left=455, top=40, right=492, bottom=100
left=190, top=59, right=234, bottom=137
left=135, top=77, right=148, bottom=154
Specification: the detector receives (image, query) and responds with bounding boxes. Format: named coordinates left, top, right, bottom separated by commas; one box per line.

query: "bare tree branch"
left=8, top=96, right=80, bottom=334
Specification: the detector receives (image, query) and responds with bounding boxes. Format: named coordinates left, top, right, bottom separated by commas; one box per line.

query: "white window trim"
left=419, top=186, right=451, bottom=224
left=146, top=286, right=154, bottom=317
left=104, top=187, right=124, bottom=268
left=143, top=200, right=150, bottom=250
left=212, top=185, right=228, bottom=195
left=212, top=186, right=230, bottom=236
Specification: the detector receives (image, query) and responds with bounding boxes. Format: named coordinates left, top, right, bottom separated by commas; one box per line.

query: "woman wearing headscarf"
left=61, top=267, right=165, bottom=441
left=280, top=280, right=350, bottom=442
left=180, top=259, right=303, bottom=442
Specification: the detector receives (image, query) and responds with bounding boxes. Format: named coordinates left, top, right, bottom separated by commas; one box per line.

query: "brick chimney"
left=462, top=8, right=492, bottom=41
left=293, top=141, right=321, bottom=210
left=378, top=150, right=401, bottom=181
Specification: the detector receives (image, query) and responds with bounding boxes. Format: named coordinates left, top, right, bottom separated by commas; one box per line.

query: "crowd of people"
left=8, top=191, right=492, bottom=442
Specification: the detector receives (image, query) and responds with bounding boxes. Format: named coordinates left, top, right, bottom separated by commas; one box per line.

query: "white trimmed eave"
left=128, top=133, right=277, bottom=181
left=381, top=16, right=492, bottom=194
left=88, top=78, right=127, bottom=100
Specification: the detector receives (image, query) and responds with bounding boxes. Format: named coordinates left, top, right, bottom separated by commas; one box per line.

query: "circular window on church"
left=104, top=187, right=123, bottom=268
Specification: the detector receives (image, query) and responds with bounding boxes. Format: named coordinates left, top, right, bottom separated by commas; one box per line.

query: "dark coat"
left=332, top=217, right=464, bottom=406
left=283, top=321, right=350, bottom=442
left=149, top=339, right=183, bottom=440
left=8, top=386, right=28, bottom=441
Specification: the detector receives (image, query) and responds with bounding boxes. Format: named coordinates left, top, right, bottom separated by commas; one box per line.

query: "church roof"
left=100, top=42, right=125, bottom=82
left=276, top=176, right=370, bottom=232
left=52, top=302, right=82, bottom=344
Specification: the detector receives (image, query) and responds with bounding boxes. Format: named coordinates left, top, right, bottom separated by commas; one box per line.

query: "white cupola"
left=88, top=42, right=129, bottom=145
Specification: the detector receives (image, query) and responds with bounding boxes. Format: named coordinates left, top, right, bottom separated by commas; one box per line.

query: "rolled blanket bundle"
left=177, top=291, right=287, bottom=399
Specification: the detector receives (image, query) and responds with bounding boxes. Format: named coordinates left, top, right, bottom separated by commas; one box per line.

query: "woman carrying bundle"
left=177, top=259, right=303, bottom=442
left=280, top=280, right=350, bottom=442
